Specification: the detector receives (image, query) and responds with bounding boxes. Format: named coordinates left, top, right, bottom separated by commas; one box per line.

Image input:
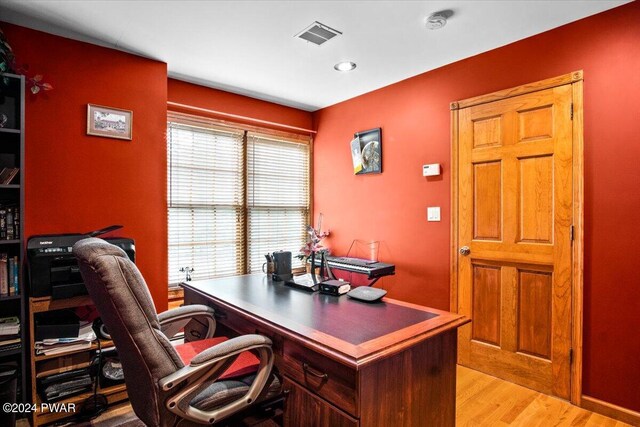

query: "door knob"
left=459, top=246, right=471, bottom=256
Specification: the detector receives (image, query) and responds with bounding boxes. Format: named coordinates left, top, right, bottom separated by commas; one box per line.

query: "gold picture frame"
left=87, top=104, right=133, bottom=140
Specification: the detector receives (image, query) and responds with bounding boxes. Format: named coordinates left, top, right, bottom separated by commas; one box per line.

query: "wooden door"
left=456, top=84, right=573, bottom=399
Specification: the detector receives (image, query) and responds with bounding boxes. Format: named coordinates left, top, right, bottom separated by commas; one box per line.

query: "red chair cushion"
left=174, top=337, right=260, bottom=380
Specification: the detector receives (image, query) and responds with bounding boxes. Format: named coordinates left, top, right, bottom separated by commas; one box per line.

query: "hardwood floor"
left=15, top=402, right=141, bottom=427
left=18, top=366, right=631, bottom=426
left=457, top=366, right=632, bottom=426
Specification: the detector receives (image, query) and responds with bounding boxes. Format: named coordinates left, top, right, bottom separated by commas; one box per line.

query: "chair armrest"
left=159, top=334, right=272, bottom=389
left=159, top=334, right=275, bottom=425
left=158, top=304, right=216, bottom=339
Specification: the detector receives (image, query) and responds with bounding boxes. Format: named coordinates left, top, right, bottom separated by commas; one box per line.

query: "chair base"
left=218, top=393, right=287, bottom=427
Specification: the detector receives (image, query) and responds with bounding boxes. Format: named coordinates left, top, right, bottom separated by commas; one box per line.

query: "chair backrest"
left=73, top=237, right=183, bottom=427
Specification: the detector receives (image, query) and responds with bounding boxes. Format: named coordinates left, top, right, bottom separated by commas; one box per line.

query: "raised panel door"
left=457, top=84, right=573, bottom=399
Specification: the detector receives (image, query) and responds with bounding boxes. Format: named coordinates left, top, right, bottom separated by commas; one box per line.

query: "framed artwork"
left=351, top=127, right=381, bottom=175
left=87, top=104, right=133, bottom=140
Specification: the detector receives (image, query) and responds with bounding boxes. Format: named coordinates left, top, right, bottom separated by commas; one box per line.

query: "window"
left=247, top=132, right=310, bottom=272
left=167, top=113, right=310, bottom=285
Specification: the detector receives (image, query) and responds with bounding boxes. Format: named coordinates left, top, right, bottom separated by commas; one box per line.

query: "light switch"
left=427, top=207, right=441, bottom=222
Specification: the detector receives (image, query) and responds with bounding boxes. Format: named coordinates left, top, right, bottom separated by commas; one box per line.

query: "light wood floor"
left=457, top=365, right=632, bottom=426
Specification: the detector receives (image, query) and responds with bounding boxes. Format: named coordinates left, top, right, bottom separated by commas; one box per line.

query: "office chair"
left=72, top=238, right=282, bottom=426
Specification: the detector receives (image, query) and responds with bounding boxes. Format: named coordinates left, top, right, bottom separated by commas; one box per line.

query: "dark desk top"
left=182, top=274, right=468, bottom=366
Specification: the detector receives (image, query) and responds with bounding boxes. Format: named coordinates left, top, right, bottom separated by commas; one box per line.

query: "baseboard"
left=581, top=395, right=640, bottom=426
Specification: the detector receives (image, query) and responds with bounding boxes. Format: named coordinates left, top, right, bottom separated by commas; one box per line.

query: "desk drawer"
left=282, top=341, right=357, bottom=416
left=283, top=378, right=358, bottom=427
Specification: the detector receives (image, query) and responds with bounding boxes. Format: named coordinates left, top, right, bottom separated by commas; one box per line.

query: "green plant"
left=0, top=27, right=16, bottom=86
left=0, top=26, right=53, bottom=94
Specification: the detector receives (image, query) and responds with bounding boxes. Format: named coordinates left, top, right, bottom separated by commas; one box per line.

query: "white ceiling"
left=0, top=1, right=629, bottom=111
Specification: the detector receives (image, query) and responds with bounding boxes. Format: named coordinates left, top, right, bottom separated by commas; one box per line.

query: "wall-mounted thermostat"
left=422, top=164, right=441, bottom=177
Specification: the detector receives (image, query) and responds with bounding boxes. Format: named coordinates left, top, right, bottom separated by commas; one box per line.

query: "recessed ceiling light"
left=334, top=61, right=357, bottom=72
left=426, top=10, right=454, bottom=30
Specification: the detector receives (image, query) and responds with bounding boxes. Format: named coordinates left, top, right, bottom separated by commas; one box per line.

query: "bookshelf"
left=0, top=73, right=26, bottom=417
left=28, top=295, right=129, bottom=426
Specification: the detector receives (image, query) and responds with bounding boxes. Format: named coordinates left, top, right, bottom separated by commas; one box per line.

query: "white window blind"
left=247, top=133, right=310, bottom=272
left=167, top=114, right=311, bottom=285
left=167, top=120, right=245, bottom=283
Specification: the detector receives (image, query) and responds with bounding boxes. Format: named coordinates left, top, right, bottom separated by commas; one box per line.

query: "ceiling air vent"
left=295, top=21, right=342, bottom=46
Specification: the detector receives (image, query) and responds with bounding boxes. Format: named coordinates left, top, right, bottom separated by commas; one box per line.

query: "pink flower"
left=297, top=225, right=330, bottom=260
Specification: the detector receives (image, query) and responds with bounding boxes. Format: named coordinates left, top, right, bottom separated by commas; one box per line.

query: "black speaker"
left=271, top=251, right=292, bottom=282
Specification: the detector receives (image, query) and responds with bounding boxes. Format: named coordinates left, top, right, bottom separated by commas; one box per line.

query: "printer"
left=27, top=225, right=135, bottom=299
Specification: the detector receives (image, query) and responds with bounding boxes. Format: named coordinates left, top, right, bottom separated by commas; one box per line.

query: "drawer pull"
left=302, top=363, right=328, bottom=380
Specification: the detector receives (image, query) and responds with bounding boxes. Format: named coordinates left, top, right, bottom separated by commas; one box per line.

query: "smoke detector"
left=296, top=21, right=342, bottom=46
left=426, top=10, right=454, bottom=30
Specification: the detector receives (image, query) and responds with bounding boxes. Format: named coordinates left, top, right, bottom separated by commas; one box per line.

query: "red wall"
left=168, top=79, right=313, bottom=132
left=313, top=2, right=640, bottom=412
left=2, top=23, right=170, bottom=310
left=3, top=1, right=638, bottom=413
left=1, top=23, right=314, bottom=311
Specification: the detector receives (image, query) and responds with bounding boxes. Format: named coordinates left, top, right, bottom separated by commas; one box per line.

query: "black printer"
left=27, top=225, right=135, bottom=299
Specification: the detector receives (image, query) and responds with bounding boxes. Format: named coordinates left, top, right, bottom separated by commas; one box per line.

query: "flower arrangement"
left=296, top=213, right=330, bottom=261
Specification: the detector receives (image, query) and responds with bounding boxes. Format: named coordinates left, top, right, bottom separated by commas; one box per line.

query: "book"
left=8, top=256, right=17, bottom=296
left=0, top=168, right=12, bottom=184
left=7, top=256, right=13, bottom=296
left=12, top=256, right=18, bottom=295
left=0, top=204, right=19, bottom=240
left=0, top=254, right=7, bottom=297
left=4, top=168, right=19, bottom=184
left=13, top=206, right=19, bottom=238
left=0, top=337, right=20, bottom=347
left=0, top=209, right=6, bottom=239
left=0, top=167, right=19, bottom=185
left=6, top=207, right=14, bottom=240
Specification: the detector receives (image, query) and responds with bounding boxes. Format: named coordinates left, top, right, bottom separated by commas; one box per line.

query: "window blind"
left=167, top=113, right=311, bottom=285
left=167, top=120, right=245, bottom=283
left=247, top=132, right=310, bottom=272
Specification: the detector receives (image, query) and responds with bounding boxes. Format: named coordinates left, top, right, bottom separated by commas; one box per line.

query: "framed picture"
left=351, top=127, right=382, bottom=175
left=87, top=104, right=133, bottom=140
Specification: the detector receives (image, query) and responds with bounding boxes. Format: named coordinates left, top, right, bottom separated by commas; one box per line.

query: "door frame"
left=449, top=71, right=584, bottom=405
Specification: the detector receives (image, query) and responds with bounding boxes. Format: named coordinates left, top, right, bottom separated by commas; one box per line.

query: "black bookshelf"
left=0, top=72, right=26, bottom=409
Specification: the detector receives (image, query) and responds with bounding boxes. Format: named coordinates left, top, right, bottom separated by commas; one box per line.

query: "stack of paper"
left=0, top=316, right=20, bottom=336
left=35, top=322, right=96, bottom=356
left=40, top=368, right=94, bottom=402
left=0, top=317, right=21, bottom=351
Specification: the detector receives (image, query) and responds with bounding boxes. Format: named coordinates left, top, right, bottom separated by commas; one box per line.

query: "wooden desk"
left=182, top=275, right=468, bottom=427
